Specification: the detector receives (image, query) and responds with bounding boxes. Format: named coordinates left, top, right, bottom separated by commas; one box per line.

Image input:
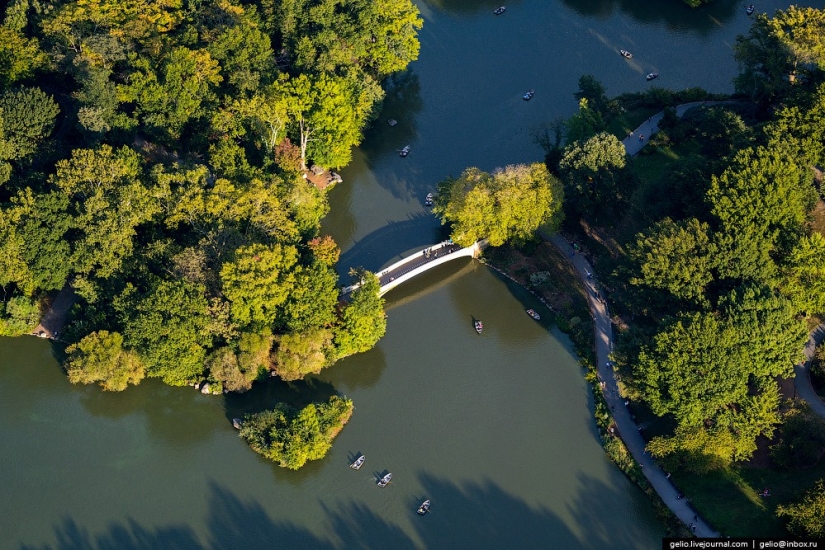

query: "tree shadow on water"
left=410, top=473, right=575, bottom=548
left=336, top=213, right=441, bottom=276
left=566, top=472, right=665, bottom=547
left=222, top=376, right=339, bottom=424
left=360, top=71, right=423, bottom=163
left=76, top=379, right=223, bottom=448
left=22, top=472, right=662, bottom=550
left=561, top=0, right=738, bottom=34
left=319, top=344, right=388, bottom=392
left=20, top=517, right=201, bottom=550
left=412, top=472, right=661, bottom=549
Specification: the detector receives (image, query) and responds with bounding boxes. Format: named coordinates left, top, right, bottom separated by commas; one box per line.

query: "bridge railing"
left=341, top=240, right=480, bottom=295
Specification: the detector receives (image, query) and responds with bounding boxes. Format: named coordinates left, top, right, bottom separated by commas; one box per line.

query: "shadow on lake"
left=336, top=212, right=443, bottom=277
left=222, top=376, right=339, bottom=422
left=320, top=344, right=388, bottom=392
left=21, top=469, right=660, bottom=549
left=361, top=70, right=424, bottom=163
left=560, top=0, right=739, bottom=34
left=422, top=0, right=525, bottom=16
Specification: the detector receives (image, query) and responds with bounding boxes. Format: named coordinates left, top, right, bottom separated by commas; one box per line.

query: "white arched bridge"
left=342, top=240, right=487, bottom=297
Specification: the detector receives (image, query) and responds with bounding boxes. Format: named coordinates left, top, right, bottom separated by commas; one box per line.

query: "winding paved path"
left=793, top=325, right=825, bottom=418
left=621, top=99, right=825, bottom=419
left=621, top=101, right=736, bottom=157
left=548, top=233, right=720, bottom=537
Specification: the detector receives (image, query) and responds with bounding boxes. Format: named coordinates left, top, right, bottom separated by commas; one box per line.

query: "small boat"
left=232, top=418, right=243, bottom=430
left=424, top=193, right=434, bottom=206
left=620, top=50, right=633, bottom=59
left=417, top=499, right=431, bottom=515
left=746, top=4, right=755, bottom=14
left=493, top=6, right=506, bottom=15
left=387, top=119, right=398, bottom=126
left=645, top=72, right=659, bottom=81
left=399, top=145, right=410, bottom=157
left=350, top=455, right=365, bottom=470
left=377, top=472, right=392, bottom=487
left=526, top=309, right=540, bottom=321
left=474, top=320, right=483, bottom=334
left=522, top=89, right=535, bottom=101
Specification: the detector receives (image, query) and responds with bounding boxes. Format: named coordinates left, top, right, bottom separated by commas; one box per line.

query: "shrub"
left=0, top=295, right=41, bottom=336
left=239, top=396, right=354, bottom=469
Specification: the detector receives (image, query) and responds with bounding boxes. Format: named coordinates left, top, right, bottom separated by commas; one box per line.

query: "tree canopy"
left=239, top=395, right=354, bottom=469
left=433, top=163, right=564, bottom=247
left=777, top=479, right=825, bottom=537
left=0, top=0, right=419, bottom=396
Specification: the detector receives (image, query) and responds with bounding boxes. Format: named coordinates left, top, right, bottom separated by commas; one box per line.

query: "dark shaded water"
left=2, top=0, right=814, bottom=547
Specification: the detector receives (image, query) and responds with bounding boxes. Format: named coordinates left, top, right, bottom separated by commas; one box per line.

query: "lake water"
left=2, top=0, right=812, bottom=547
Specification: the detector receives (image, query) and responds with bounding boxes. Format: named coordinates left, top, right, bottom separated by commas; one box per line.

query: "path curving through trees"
left=793, top=325, right=825, bottom=418
left=621, top=101, right=738, bottom=157
left=547, top=233, right=720, bottom=538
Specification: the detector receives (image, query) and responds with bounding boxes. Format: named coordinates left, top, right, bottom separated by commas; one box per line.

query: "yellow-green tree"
left=66, top=330, right=145, bottom=391
left=220, top=243, right=298, bottom=329
left=434, top=163, right=563, bottom=247
left=273, top=327, right=334, bottom=381
left=239, top=396, right=354, bottom=469
left=334, top=270, right=386, bottom=358
left=777, top=480, right=825, bottom=537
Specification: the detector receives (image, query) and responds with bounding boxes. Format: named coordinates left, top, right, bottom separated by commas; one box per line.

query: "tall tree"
left=0, top=87, right=59, bottom=161
left=627, top=218, right=717, bottom=309
left=220, top=243, right=298, bottom=329
left=708, top=145, right=814, bottom=284
left=558, top=132, right=628, bottom=219
left=273, top=327, right=334, bottom=381
left=120, top=47, right=222, bottom=140
left=434, top=163, right=564, bottom=247
left=780, top=232, right=825, bottom=316
left=65, top=330, right=146, bottom=391
left=734, top=7, right=825, bottom=104
left=121, top=279, right=214, bottom=386
left=0, top=28, right=48, bottom=88
left=50, top=145, right=159, bottom=282
left=275, top=73, right=361, bottom=169
left=334, top=270, right=386, bottom=358
left=777, top=480, right=825, bottom=537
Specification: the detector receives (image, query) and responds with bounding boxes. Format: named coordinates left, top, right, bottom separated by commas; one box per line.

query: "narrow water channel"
left=1, top=0, right=813, bottom=547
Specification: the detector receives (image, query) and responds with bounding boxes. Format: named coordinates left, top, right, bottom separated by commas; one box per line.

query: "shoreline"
left=482, top=237, right=701, bottom=538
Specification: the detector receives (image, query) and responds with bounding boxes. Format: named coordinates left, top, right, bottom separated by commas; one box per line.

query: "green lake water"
left=2, top=0, right=816, bottom=547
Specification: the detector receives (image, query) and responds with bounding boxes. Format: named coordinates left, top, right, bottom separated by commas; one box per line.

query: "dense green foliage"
left=770, top=400, right=825, bottom=470
left=777, top=479, right=825, bottom=537
left=735, top=6, right=825, bottom=107
left=239, top=395, right=354, bottom=469
left=548, top=8, right=825, bottom=474
left=433, top=163, right=564, bottom=247
left=65, top=330, right=146, bottom=391
left=334, top=270, right=387, bottom=358
left=0, top=0, right=420, bottom=389
left=559, top=132, right=629, bottom=221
